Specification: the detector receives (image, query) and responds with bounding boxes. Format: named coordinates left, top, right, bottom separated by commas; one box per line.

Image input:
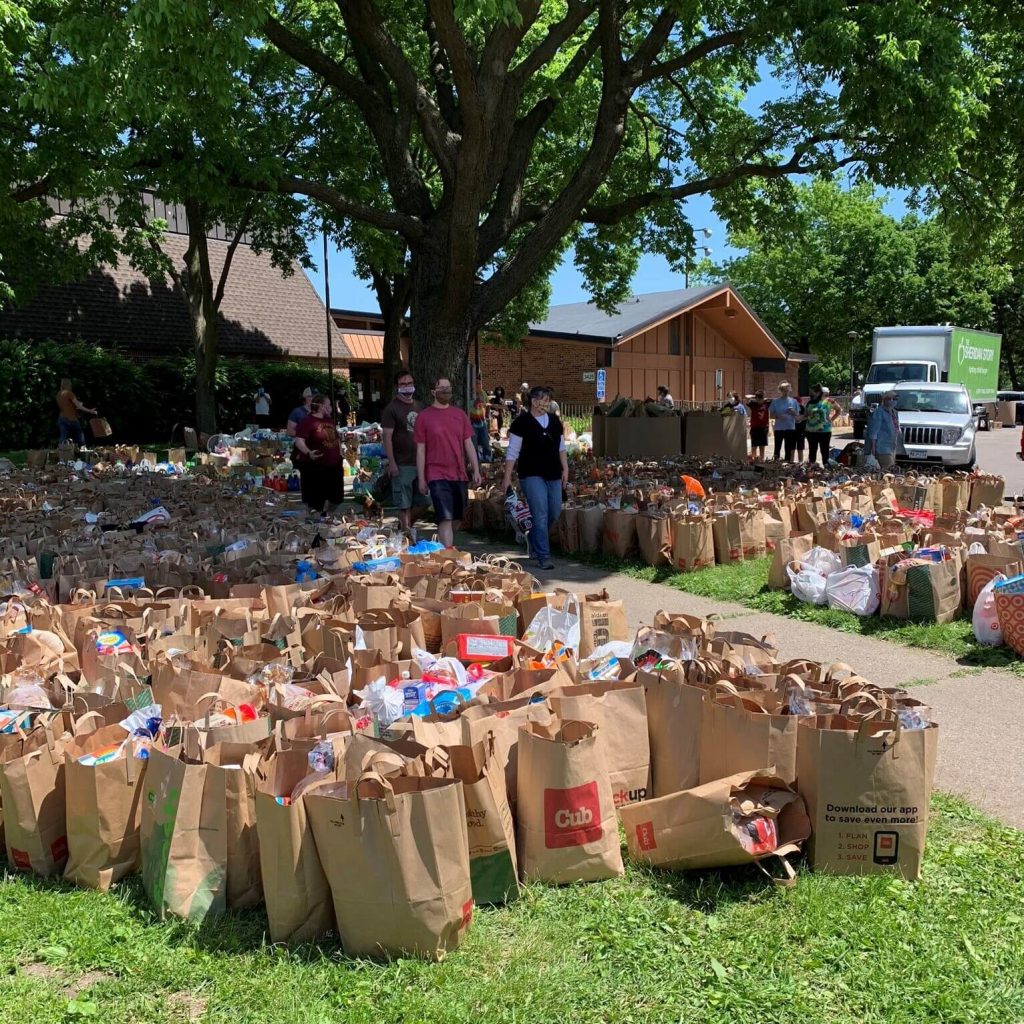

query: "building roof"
left=341, top=330, right=385, bottom=362
left=528, top=283, right=788, bottom=360
left=0, top=230, right=348, bottom=361
left=528, top=285, right=723, bottom=342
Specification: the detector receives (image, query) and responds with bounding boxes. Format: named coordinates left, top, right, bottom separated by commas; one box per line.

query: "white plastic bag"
left=973, top=575, right=1005, bottom=647
left=801, top=547, right=843, bottom=578
left=787, top=565, right=828, bottom=605
left=825, top=564, right=880, bottom=616
left=522, top=593, right=581, bottom=652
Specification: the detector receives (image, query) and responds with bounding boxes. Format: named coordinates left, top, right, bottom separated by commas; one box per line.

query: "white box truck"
left=850, top=325, right=1001, bottom=438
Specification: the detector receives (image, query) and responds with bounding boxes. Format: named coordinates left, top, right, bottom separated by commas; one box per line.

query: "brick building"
left=0, top=193, right=350, bottom=369
left=332, top=282, right=809, bottom=411
left=480, top=284, right=806, bottom=406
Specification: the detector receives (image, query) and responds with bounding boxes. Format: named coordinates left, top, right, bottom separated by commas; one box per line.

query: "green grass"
left=562, top=549, right=1024, bottom=675
left=0, top=795, right=1021, bottom=1024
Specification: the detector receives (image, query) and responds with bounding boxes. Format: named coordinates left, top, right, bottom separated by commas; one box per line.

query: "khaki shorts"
left=390, top=464, right=427, bottom=510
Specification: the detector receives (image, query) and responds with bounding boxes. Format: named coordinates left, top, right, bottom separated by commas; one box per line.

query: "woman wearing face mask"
left=803, top=384, right=837, bottom=465
left=866, top=390, right=901, bottom=469
left=501, top=386, right=569, bottom=571
left=292, top=394, right=345, bottom=519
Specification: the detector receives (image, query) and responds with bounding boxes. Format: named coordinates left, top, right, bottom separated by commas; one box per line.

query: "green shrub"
left=0, top=339, right=355, bottom=448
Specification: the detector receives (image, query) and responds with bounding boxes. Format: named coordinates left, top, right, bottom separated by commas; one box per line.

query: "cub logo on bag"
left=50, top=835, right=68, bottom=863
left=11, top=848, right=31, bottom=870
left=544, top=782, right=602, bottom=849
left=635, top=821, right=658, bottom=852
left=460, top=899, right=475, bottom=929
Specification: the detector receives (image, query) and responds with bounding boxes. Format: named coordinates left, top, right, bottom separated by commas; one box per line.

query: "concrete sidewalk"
left=458, top=534, right=1024, bottom=828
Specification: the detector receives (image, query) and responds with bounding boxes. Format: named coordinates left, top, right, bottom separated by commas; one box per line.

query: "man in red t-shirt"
left=413, top=375, right=481, bottom=547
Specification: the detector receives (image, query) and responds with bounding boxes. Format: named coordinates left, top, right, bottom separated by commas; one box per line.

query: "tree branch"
left=509, top=0, right=594, bottom=86
left=213, top=199, right=256, bottom=309
left=635, top=28, right=748, bottom=84
left=9, top=177, right=52, bottom=203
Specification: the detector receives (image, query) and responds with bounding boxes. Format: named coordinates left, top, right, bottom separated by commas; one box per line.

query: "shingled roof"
left=0, top=229, right=348, bottom=361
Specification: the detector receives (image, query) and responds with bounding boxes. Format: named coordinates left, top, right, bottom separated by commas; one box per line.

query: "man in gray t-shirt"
left=768, top=382, right=801, bottom=461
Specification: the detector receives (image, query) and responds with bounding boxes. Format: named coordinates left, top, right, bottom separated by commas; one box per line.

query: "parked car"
left=891, top=382, right=976, bottom=470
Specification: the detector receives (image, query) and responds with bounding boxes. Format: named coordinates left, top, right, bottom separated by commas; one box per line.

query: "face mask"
left=397, top=386, right=416, bottom=397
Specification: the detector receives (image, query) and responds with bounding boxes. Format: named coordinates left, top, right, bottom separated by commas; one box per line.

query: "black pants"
left=806, top=431, right=832, bottom=465
left=773, top=429, right=795, bottom=460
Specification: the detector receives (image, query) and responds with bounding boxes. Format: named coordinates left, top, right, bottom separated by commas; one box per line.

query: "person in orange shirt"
left=56, top=378, right=97, bottom=446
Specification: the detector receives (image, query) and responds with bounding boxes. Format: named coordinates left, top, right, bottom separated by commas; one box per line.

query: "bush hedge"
left=0, top=340, right=355, bottom=449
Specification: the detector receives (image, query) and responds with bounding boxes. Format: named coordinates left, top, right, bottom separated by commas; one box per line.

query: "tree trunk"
left=408, top=312, right=471, bottom=406
left=373, top=270, right=411, bottom=387
left=181, top=199, right=219, bottom=434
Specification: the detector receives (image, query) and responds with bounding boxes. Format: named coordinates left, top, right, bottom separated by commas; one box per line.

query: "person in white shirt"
left=501, top=386, right=568, bottom=570
left=253, top=387, right=272, bottom=427
left=656, top=384, right=675, bottom=408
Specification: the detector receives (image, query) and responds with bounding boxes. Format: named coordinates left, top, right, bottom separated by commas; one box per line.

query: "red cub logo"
left=544, top=782, right=602, bottom=849
left=635, top=821, right=658, bottom=852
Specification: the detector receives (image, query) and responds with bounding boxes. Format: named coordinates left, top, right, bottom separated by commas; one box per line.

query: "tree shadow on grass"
left=633, top=858, right=795, bottom=913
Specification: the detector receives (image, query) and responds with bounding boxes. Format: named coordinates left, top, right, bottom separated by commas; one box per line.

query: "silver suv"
left=891, top=382, right=976, bottom=469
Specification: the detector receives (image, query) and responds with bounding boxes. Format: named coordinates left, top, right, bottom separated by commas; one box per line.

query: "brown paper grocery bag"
left=796, top=715, right=938, bottom=879
left=306, top=772, right=474, bottom=961
left=737, top=507, right=767, bottom=559
left=620, top=770, right=810, bottom=874
left=0, top=725, right=68, bottom=876
left=712, top=511, right=745, bottom=565
left=447, top=738, right=520, bottom=906
left=516, top=719, right=623, bottom=884
left=768, top=533, right=814, bottom=590
left=549, top=681, right=650, bottom=807
left=698, top=691, right=800, bottom=786
left=671, top=515, right=714, bottom=572
left=636, top=512, right=672, bottom=567
left=639, top=664, right=705, bottom=796
left=602, top=509, right=639, bottom=560
left=557, top=505, right=580, bottom=554
left=254, top=749, right=335, bottom=944
left=63, top=724, right=146, bottom=890
left=969, top=474, right=1005, bottom=511
left=570, top=590, right=628, bottom=659
left=576, top=505, right=605, bottom=553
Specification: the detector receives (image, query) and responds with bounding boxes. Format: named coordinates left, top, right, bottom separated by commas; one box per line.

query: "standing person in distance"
left=382, top=368, right=427, bottom=537
left=865, top=389, right=901, bottom=470
left=253, top=386, right=272, bottom=428
left=748, top=390, right=770, bottom=462
left=469, top=374, right=492, bottom=463
left=292, top=394, right=344, bottom=521
left=501, top=386, right=569, bottom=571
left=803, top=384, right=838, bottom=466
left=769, top=381, right=800, bottom=462
left=414, top=376, right=482, bottom=548
left=656, top=384, right=674, bottom=408
left=490, top=385, right=506, bottom=436
left=56, top=377, right=97, bottom=447
left=286, top=387, right=313, bottom=436
left=792, top=393, right=807, bottom=464
left=722, top=391, right=747, bottom=416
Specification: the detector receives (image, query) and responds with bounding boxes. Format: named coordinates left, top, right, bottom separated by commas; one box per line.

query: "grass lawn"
left=0, top=795, right=1021, bottom=1023
left=565, top=550, right=1024, bottom=676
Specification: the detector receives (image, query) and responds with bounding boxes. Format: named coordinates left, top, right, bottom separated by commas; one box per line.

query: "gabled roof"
left=528, top=285, right=723, bottom=342
left=0, top=230, right=348, bottom=361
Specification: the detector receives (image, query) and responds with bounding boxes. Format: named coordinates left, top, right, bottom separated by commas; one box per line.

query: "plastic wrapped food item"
left=271, top=682, right=317, bottom=712
left=78, top=735, right=153, bottom=766
left=249, top=663, right=296, bottom=690
left=308, top=740, right=336, bottom=774
left=205, top=703, right=260, bottom=728
left=4, top=681, right=52, bottom=709
left=353, top=676, right=405, bottom=727
left=732, top=812, right=779, bottom=856
left=897, top=704, right=931, bottom=731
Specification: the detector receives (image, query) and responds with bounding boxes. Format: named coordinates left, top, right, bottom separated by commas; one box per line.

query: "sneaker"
left=538, top=559, right=555, bottom=571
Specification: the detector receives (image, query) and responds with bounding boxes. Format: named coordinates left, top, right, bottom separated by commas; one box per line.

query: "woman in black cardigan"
left=501, top=386, right=569, bottom=570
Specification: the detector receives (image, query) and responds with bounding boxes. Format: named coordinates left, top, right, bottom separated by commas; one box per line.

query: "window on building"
left=596, top=347, right=613, bottom=368
left=669, top=319, right=680, bottom=355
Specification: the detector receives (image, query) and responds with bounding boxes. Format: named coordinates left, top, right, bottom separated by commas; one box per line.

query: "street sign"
left=596, top=368, right=607, bottom=401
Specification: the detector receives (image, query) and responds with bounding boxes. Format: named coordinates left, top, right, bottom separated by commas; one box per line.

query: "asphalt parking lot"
left=832, top=423, right=1023, bottom=492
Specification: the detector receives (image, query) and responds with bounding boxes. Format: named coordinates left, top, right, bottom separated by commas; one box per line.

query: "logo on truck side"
left=958, top=341, right=996, bottom=365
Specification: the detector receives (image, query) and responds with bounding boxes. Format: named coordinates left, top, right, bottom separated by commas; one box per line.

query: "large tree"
left=717, top=178, right=1011, bottom=388
left=1, top=1, right=164, bottom=304
left=71, top=0, right=995, bottom=396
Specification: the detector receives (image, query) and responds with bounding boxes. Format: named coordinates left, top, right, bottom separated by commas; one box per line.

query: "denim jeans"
left=58, top=416, right=85, bottom=445
left=472, top=422, right=491, bottom=462
left=520, top=476, right=562, bottom=562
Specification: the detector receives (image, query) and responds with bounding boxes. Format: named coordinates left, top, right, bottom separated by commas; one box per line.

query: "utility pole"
left=323, top=221, right=336, bottom=410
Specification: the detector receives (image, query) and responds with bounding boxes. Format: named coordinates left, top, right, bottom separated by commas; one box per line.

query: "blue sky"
left=305, top=63, right=908, bottom=313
